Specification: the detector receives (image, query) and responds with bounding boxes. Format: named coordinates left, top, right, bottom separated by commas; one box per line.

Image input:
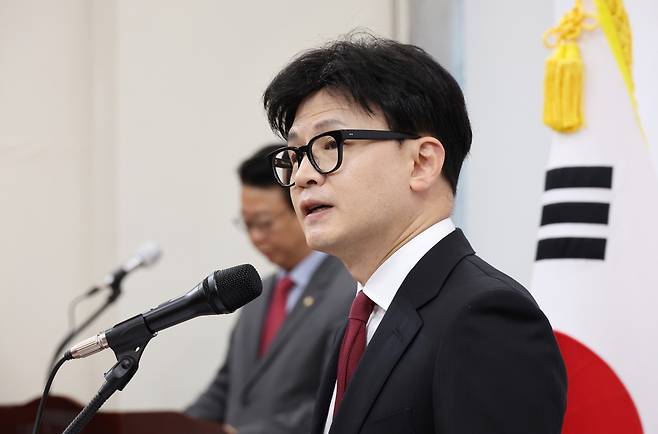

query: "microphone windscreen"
left=136, top=242, right=162, bottom=267
left=213, top=264, right=262, bottom=311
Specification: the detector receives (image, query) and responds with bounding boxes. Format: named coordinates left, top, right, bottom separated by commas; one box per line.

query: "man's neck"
left=342, top=213, right=450, bottom=284
left=282, top=247, right=313, bottom=273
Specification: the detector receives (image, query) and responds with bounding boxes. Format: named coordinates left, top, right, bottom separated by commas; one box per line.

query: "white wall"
left=0, top=0, right=397, bottom=411
left=461, top=0, right=554, bottom=287
left=0, top=0, right=115, bottom=403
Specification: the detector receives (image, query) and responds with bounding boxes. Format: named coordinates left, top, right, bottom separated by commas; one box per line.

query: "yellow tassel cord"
left=594, top=0, right=646, bottom=142
left=542, top=0, right=597, bottom=133
left=595, top=0, right=633, bottom=94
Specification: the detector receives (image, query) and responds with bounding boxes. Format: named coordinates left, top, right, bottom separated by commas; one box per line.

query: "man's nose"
left=249, top=227, right=268, bottom=244
left=294, top=153, right=324, bottom=187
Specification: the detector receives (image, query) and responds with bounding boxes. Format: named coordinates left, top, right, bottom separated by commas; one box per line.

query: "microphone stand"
left=61, top=315, right=156, bottom=434
left=49, top=278, right=125, bottom=372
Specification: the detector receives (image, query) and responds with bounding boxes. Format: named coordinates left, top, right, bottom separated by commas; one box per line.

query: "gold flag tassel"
left=543, top=0, right=597, bottom=133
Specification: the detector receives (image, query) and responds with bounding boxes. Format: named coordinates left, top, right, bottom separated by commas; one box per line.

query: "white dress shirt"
left=323, top=218, right=455, bottom=433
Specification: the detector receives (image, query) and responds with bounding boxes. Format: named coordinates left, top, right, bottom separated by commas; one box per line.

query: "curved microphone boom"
left=68, top=264, right=262, bottom=359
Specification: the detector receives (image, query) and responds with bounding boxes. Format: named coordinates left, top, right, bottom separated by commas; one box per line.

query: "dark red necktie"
left=259, top=275, right=295, bottom=357
left=334, top=291, right=375, bottom=415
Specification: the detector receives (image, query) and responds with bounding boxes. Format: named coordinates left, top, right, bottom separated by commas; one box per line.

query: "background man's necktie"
left=258, top=275, right=295, bottom=357
left=334, top=290, right=375, bottom=415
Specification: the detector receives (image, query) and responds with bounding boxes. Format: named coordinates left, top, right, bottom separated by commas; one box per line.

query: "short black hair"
left=238, top=144, right=293, bottom=209
left=263, top=33, right=472, bottom=195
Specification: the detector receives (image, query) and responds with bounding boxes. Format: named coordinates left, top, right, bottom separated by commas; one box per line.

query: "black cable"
left=32, top=351, right=73, bottom=434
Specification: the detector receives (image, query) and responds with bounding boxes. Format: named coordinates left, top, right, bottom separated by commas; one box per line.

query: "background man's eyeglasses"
left=267, top=129, right=419, bottom=187
left=233, top=209, right=290, bottom=234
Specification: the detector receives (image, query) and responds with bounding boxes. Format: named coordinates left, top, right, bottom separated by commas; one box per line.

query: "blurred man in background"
left=186, top=145, right=355, bottom=434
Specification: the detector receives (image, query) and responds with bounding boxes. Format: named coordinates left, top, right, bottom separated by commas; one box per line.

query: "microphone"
left=48, top=242, right=163, bottom=370
left=68, top=264, right=262, bottom=359
left=90, top=242, right=162, bottom=294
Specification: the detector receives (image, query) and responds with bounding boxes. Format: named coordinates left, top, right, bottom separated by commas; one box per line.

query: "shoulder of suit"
left=445, top=254, right=539, bottom=308
left=319, top=254, right=354, bottom=278
left=312, top=255, right=356, bottom=294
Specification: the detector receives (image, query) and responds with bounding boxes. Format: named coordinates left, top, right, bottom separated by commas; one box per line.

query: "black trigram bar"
left=545, top=166, right=613, bottom=190
left=536, top=237, right=607, bottom=260
left=540, top=202, right=610, bottom=225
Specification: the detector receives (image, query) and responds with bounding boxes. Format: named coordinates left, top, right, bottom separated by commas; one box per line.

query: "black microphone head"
left=206, top=264, right=262, bottom=313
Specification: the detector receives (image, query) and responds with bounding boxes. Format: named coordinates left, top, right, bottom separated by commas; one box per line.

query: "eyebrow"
left=288, top=118, right=347, bottom=144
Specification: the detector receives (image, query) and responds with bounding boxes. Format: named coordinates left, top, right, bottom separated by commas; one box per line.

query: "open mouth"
left=301, top=200, right=334, bottom=217
left=307, top=204, right=332, bottom=215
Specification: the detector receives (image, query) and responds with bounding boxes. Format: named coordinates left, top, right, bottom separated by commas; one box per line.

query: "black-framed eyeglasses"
left=267, top=129, right=419, bottom=187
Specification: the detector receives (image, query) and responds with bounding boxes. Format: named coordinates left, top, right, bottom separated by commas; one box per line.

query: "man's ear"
left=409, top=137, right=445, bottom=192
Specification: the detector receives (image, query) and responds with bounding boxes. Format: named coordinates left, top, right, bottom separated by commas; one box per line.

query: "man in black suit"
left=262, top=35, right=567, bottom=434
left=186, top=145, right=355, bottom=434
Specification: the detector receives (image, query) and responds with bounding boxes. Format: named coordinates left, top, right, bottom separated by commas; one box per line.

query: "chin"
left=305, top=231, right=337, bottom=254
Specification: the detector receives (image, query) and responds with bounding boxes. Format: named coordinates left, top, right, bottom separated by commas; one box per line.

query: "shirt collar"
left=277, top=250, right=328, bottom=288
left=359, top=218, right=455, bottom=312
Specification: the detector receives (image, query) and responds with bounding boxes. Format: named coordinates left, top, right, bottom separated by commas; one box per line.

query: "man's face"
left=240, top=185, right=309, bottom=271
left=287, top=89, right=413, bottom=261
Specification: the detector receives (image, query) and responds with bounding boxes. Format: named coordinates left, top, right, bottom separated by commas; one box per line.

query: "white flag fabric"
left=532, top=0, right=657, bottom=433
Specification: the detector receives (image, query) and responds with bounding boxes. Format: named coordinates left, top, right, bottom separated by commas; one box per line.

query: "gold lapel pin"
left=303, top=296, right=315, bottom=307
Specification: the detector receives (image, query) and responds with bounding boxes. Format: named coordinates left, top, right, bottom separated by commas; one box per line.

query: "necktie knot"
left=348, top=291, right=375, bottom=323
left=275, top=275, right=295, bottom=297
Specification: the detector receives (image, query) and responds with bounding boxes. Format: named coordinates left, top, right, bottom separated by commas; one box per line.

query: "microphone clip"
left=106, top=314, right=156, bottom=363
left=106, top=269, right=128, bottom=301
left=103, top=315, right=156, bottom=393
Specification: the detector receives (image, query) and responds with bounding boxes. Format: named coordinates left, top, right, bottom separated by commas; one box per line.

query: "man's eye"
left=322, top=141, right=338, bottom=150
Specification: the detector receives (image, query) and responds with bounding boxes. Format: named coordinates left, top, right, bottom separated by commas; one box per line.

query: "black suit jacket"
left=312, top=230, right=567, bottom=434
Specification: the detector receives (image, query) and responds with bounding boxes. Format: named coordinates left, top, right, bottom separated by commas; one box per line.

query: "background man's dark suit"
left=312, top=230, right=567, bottom=434
left=187, top=255, right=355, bottom=434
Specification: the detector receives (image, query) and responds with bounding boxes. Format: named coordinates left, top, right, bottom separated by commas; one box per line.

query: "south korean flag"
left=531, top=0, right=658, bottom=433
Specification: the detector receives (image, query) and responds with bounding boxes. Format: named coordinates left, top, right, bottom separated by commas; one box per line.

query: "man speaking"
left=263, top=34, right=567, bottom=434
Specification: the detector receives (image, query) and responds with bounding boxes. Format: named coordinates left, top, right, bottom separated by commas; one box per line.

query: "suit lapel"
left=244, top=257, right=340, bottom=393
left=329, top=297, right=421, bottom=434
left=328, top=229, right=475, bottom=433
left=311, top=323, right=345, bottom=434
